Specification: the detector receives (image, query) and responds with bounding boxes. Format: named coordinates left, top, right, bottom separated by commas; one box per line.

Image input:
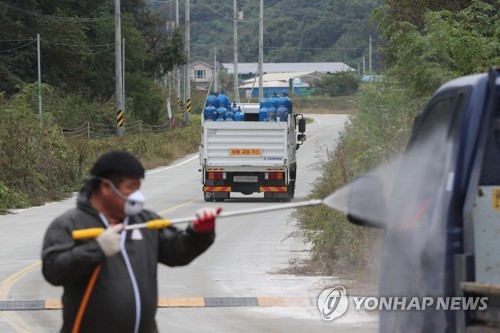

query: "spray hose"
left=70, top=199, right=323, bottom=332
left=72, top=266, right=101, bottom=333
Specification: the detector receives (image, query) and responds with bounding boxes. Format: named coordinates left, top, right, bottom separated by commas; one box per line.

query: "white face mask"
left=99, top=178, right=146, bottom=216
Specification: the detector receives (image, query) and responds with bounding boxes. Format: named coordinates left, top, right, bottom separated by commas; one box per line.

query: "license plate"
left=234, top=176, right=258, bottom=183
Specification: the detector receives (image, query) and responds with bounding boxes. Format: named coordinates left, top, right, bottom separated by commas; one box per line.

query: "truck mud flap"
left=259, top=187, right=287, bottom=192
left=203, top=186, right=231, bottom=192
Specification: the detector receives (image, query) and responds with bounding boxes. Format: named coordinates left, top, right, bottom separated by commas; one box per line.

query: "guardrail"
left=61, top=119, right=181, bottom=138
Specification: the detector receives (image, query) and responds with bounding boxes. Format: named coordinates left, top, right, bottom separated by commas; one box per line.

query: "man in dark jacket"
left=42, top=151, right=218, bottom=333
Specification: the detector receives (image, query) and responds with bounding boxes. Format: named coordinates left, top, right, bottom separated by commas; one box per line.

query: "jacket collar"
left=77, top=188, right=100, bottom=217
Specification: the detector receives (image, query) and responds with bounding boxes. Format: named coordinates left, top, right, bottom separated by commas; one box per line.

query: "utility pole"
left=258, top=0, right=264, bottom=100
left=122, top=37, right=125, bottom=113
left=115, top=0, right=124, bottom=137
left=233, top=0, right=240, bottom=102
left=175, top=0, right=181, bottom=113
left=37, top=33, right=42, bottom=116
left=369, top=35, right=372, bottom=74
left=184, top=0, right=191, bottom=123
left=214, top=47, right=218, bottom=92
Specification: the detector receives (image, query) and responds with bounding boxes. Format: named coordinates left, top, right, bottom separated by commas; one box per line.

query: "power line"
left=191, top=42, right=363, bottom=51
left=0, top=38, right=115, bottom=54
left=0, top=40, right=36, bottom=53
left=287, top=11, right=370, bottom=22
left=57, top=46, right=115, bottom=55
left=43, top=40, right=114, bottom=48
left=0, top=1, right=113, bottom=22
left=196, top=0, right=234, bottom=21
left=0, top=39, right=36, bottom=42
left=197, top=0, right=260, bottom=23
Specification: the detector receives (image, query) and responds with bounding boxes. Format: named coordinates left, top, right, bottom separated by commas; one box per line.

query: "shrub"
left=295, top=80, right=426, bottom=276
left=313, top=72, right=361, bottom=97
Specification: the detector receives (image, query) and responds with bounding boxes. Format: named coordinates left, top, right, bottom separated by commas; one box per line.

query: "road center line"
left=0, top=261, right=42, bottom=333
left=156, top=196, right=202, bottom=216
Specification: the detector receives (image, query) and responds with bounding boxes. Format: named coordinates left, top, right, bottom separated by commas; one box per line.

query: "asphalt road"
left=0, top=114, right=378, bottom=332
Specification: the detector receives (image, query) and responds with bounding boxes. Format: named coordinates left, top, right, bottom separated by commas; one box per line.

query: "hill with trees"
left=149, top=0, right=383, bottom=71
left=0, top=0, right=185, bottom=124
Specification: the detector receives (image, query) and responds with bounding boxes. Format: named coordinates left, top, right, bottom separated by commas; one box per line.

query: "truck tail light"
left=208, top=172, right=226, bottom=180
left=265, top=172, right=284, bottom=180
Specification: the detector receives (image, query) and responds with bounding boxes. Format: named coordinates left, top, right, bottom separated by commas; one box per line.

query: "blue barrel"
left=234, top=109, right=245, bottom=121
left=215, top=112, right=225, bottom=121
left=269, top=91, right=279, bottom=109
left=259, top=105, right=269, bottom=121
left=276, top=103, right=289, bottom=122
left=204, top=104, right=217, bottom=121
left=267, top=106, right=277, bottom=122
left=217, top=106, right=227, bottom=120
left=206, top=92, right=220, bottom=109
left=260, top=93, right=269, bottom=109
left=225, top=111, right=234, bottom=121
left=281, top=91, right=293, bottom=114
left=218, top=91, right=230, bottom=110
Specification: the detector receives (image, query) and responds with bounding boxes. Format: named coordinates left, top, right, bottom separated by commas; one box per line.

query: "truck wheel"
left=289, top=181, right=296, bottom=199
left=204, top=192, right=214, bottom=202
left=214, top=192, right=229, bottom=202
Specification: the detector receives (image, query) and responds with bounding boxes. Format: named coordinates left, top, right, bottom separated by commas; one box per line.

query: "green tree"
left=374, top=0, right=499, bottom=95
left=313, top=72, right=360, bottom=97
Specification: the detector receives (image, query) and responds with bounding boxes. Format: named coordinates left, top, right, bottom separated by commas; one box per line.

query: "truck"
left=199, top=103, right=306, bottom=202
left=346, top=67, right=500, bottom=332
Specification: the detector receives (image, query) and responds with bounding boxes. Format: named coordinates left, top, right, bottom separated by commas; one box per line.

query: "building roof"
left=191, top=60, right=213, bottom=69
left=240, top=80, right=290, bottom=88
left=242, top=71, right=323, bottom=83
left=222, top=62, right=354, bottom=74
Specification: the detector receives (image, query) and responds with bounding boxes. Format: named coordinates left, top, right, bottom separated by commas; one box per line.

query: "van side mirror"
left=296, top=134, right=306, bottom=150
left=346, top=175, right=387, bottom=228
left=298, top=118, right=306, bottom=133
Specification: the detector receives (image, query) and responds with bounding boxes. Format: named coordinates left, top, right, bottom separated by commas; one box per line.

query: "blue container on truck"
left=269, top=91, right=279, bottom=109
left=234, top=106, right=245, bottom=121
left=217, top=105, right=227, bottom=120
left=276, top=102, right=289, bottom=122
left=204, top=102, right=217, bottom=121
left=206, top=92, right=220, bottom=109
left=259, top=93, right=269, bottom=109
left=280, top=91, right=293, bottom=114
left=218, top=91, right=230, bottom=110
left=259, top=104, right=269, bottom=121
left=225, top=111, right=234, bottom=121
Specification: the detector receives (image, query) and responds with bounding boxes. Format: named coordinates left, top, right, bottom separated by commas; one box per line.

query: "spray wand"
left=72, top=199, right=323, bottom=240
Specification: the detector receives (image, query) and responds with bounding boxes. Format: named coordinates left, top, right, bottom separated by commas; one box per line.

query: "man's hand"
left=96, top=224, right=123, bottom=257
left=192, top=207, right=222, bottom=233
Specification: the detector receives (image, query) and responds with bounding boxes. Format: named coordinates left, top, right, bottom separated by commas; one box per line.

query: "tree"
left=313, top=71, right=360, bottom=97
left=374, top=0, right=500, bottom=95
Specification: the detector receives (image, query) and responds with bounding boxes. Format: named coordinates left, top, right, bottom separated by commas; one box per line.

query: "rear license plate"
left=234, top=176, right=258, bottom=183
